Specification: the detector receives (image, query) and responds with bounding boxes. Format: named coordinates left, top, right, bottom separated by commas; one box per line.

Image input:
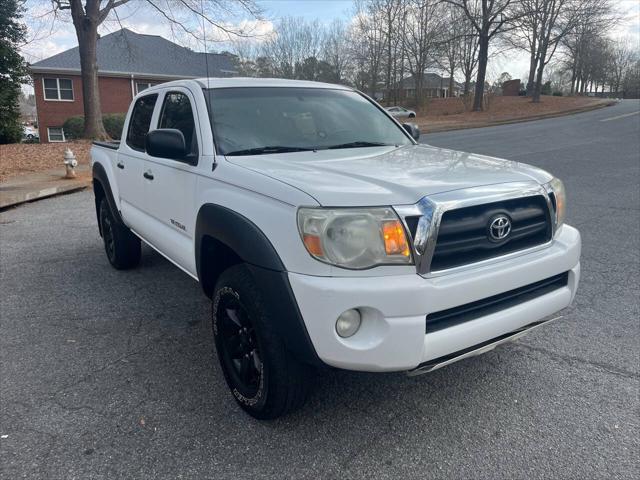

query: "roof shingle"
left=30, top=28, right=237, bottom=78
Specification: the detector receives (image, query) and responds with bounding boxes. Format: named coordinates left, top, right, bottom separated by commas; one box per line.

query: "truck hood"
left=225, top=144, right=553, bottom=206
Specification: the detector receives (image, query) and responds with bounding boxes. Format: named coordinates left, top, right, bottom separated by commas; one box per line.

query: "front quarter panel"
left=195, top=160, right=332, bottom=276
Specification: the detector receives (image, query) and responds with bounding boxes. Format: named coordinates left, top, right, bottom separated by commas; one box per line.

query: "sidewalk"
left=0, top=165, right=91, bottom=210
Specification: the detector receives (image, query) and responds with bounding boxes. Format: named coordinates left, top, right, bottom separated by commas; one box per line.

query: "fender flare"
left=195, top=203, right=323, bottom=367
left=92, top=162, right=124, bottom=231
left=195, top=203, right=284, bottom=275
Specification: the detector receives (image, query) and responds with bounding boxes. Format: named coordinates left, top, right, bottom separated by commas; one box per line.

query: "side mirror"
left=402, top=122, right=420, bottom=141
left=146, top=129, right=188, bottom=160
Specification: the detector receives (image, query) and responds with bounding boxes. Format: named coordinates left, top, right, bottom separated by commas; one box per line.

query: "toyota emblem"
left=488, top=215, right=511, bottom=241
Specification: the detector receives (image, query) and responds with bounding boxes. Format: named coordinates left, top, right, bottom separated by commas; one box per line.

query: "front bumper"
left=288, top=225, right=581, bottom=372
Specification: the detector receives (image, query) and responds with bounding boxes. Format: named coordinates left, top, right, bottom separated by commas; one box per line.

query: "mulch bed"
left=0, top=141, right=92, bottom=182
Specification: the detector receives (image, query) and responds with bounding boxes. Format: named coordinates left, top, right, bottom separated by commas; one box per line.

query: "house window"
left=136, top=82, right=154, bottom=94
left=43, top=78, right=74, bottom=101
left=47, top=127, right=66, bottom=142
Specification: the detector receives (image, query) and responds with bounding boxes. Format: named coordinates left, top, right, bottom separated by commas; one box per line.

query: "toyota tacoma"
left=91, top=78, right=581, bottom=419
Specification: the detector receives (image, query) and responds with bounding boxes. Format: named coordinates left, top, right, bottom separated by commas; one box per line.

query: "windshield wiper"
left=225, top=146, right=315, bottom=156
left=326, top=141, right=394, bottom=150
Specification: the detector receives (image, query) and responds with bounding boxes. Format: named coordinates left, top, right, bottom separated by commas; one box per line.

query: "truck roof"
left=192, top=77, right=353, bottom=90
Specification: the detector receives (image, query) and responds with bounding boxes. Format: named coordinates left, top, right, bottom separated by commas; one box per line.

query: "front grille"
left=425, top=272, right=569, bottom=333
left=430, top=195, right=552, bottom=271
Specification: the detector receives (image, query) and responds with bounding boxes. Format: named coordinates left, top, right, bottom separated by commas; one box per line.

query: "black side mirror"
left=146, top=129, right=188, bottom=161
left=402, top=123, right=420, bottom=141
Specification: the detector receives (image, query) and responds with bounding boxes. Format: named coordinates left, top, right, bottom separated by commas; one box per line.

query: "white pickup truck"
left=91, top=78, right=581, bottom=419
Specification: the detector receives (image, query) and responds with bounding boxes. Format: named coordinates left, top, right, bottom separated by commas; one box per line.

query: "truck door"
left=138, top=88, right=200, bottom=276
left=117, top=93, right=159, bottom=231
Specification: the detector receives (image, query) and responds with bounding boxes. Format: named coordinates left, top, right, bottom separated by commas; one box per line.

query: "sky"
left=20, top=0, right=640, bottom=93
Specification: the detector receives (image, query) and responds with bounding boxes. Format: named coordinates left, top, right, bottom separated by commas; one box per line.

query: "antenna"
left=200, top=0, right=211, bottom=90
left=200, top=0, right=215, bottom=171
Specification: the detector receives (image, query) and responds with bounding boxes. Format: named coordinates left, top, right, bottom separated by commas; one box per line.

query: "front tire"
left=99, top=198, right=141, bottom=270
left=212, top=264, right=313, bottom=419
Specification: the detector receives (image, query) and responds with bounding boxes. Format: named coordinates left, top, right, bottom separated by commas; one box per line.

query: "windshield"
left=206, top=87, right=413, bottom=156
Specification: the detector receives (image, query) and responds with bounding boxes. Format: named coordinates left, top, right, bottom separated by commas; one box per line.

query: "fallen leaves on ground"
left=0, top=141, right=92, bottom=182
left=413, top=95, right=610, bottom=132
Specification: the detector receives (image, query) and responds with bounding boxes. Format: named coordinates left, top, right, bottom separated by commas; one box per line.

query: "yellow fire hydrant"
left=63, top=148, right=78, bottom=179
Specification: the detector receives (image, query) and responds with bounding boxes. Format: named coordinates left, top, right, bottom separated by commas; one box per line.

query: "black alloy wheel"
left=101, top=205, right=116, bottom=263
left=215, top=290, right=264, bottom=400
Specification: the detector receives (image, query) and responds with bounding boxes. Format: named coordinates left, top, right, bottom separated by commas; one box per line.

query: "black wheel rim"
left=102, top=211, right=116, bottom=262
left=216, top=293, right=263, bottom=398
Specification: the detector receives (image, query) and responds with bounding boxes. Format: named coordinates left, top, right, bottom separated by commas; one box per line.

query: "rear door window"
left=126, top=94, right=158, bottom=151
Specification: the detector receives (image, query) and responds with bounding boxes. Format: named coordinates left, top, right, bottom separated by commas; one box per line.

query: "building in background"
left=29, top=28, right=237, bottom=142
left=388, top=73, right=462, bottom=102
left=502, top=79, right=522, bottom=96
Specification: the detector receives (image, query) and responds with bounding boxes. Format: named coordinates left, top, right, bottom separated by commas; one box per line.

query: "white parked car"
left=386, top=106, right=416, bottom=118
left=23, top=126, right=39, bottom=140
left=91, top=78, right=581, bottom=419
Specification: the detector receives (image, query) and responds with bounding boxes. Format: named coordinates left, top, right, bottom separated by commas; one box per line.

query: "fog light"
left=336, top=309, right=361, bottom=338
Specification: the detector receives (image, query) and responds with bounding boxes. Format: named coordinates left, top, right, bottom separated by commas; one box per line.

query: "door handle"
left=143, top=170, right=154, bottom=180
left=116, top=161, right=124, bottom=169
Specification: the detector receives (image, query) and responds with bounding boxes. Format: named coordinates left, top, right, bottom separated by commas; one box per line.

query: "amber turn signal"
left=382, top=220, right=410, bottom=257
left=303, top=234, right=324, bottom=257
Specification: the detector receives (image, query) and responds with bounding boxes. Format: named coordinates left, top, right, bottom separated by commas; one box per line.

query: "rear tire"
left=212, top=264, right=313, bottom=419
left=99, top=198, right=141, bottom=270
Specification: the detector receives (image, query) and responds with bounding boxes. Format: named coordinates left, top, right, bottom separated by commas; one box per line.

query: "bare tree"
left=458, top=15, right=479, bottom=96
left=352, top=0, right=386, bottom=97
left=510, top=0, right=595, bottom=102
left=323, top=19, right=351, bottom=83
left=403, top=0, right=446, bottom=107
left=560, top=0, right=616, bottom=94
left=51, top=0, right=259, bottom=139
left=608, top=38, right=636, bottom=94
left=262, top=16, right=324, bottom=80
left=439, top=3, right=464, bottom=96
left=443, top=0, right=520, bottom=111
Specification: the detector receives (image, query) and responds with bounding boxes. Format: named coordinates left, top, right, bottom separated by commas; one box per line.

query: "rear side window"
left=159, top=92, right=197, bottom=155
left=126, top=94, right=158, bottom=151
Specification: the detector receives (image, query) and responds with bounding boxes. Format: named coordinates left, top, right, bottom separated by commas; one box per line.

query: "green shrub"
left=552, top=91, right=563, bottom=96
left=62, top=114, right=126, bottom=140
left=62, top=116, right=84, bottom=139
left=102, top=114, right=125, bottom=140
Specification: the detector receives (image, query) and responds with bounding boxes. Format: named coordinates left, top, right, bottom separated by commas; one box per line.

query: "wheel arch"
left=92, top=162, right=123, bottom=236
left=195, top=203, right=323, bottom=367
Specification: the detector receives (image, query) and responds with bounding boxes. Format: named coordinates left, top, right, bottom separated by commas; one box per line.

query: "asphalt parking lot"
left=1, top=100, right=639, bottom=479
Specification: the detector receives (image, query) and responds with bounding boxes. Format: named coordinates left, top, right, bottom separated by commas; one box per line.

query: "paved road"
left=1, top=101, right=639, bottom=479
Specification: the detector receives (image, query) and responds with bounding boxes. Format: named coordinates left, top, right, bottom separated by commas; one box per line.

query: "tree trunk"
left=526, top=51, right=537, bottom=95
left=473, top=34, right=489, bottom=112
left=415, top=74, right=423, bottom=109
left=448, top=65, right=454, bottom=98
left=73, top=15, right=107, bottom=140
left=531, top=45, right=548, bottom=103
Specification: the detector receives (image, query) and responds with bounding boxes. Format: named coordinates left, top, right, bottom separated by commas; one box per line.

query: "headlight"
left=546, top=177, right=566, bottom=230
left=297, top=207, right=412, bottom=269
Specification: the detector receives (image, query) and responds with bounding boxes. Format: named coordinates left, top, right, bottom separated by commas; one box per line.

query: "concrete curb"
left=421, top=100, right=616, bottom=134
left=0, top=177, right=91, bottom=210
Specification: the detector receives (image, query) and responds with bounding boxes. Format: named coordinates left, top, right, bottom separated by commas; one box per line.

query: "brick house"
left=30, top=28, right=237, bottom=142
left=388, top=73, right=462, bottom=101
